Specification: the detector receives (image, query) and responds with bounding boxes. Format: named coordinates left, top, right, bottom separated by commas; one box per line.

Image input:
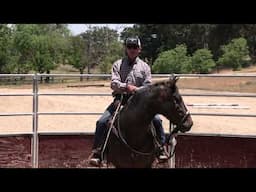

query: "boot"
left=88, top=148, right=102, bottom=166
left=157, top=146, right=168, bottom=161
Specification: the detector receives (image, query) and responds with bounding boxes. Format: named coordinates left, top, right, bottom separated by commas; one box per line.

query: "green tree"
left=67, top=35, right=87, bottom=81
left=99, top=41, right=123, bottom=74
left=13, top=24, right=70, bottom=81
left=81, top=26, right=120, bottom=74
left=13, top=24, right=36, bottom=73
left=121, top=24, right=215, bottom=65
left=217, top=37, right=251, bottom=71
left=237, top=24, right=256, bottom=62
left=191, top=49, right=216, bottom=73
left=0, top=24, right=13, bottom=73
left=120, top=24, right=141, bottom=41
left=152, top=44, right=191, bottom=74
left=119, top=24, right=256, bottom=66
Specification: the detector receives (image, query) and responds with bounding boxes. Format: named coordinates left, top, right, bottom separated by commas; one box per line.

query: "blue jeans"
left=92, top=102, right=166, bottom=150
left=92, top=102, right=116, bottom=149
left=152, top=115, right=166, bottom=144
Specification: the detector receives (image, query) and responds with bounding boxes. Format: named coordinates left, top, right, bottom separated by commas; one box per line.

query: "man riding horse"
left=88, top=37, right=167, bottom=166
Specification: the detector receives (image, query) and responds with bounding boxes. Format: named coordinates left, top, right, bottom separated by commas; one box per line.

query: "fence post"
left=31, top=74, right=39, bottom=168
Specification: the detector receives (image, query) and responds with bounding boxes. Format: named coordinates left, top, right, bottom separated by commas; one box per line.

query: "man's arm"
left=129, top=63, right=152, bottom=92
left=142, top=63, right=152, bottom=86
left=110, top=60, right=127, bottom=93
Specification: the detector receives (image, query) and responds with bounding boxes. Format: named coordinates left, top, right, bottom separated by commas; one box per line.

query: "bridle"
left=165, top=92, right=191, bottom=158
left=175, top=110, right=190, bottom=132
left=171, top=87, right=191, bottom=133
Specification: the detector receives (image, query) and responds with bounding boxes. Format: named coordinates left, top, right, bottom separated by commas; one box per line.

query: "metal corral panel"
left=38, top=135, right=94, bottom=168
left=175, top=134, right=256, bottom=168
left=1, top=134, right=256, bottom=168
left=0, top=136, right=31, bottom=168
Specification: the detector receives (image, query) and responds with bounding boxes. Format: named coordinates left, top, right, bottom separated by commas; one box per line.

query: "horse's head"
left=148, top=76, right=193, bottom=133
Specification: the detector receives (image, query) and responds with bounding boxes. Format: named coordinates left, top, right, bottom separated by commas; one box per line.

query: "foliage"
left=0, top=24, right=13, bottom=73
left=99, top=41, right=123, bottom=73
left=13, top=24, right=70, bottom=74
left=191, top=48, right=216, bottom=73
left=217, top=37, right=250, bottom=70
left=153, top=44, right=191, bottom=74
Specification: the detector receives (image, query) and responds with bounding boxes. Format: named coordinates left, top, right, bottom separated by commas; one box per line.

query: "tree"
left=152, top=44, right=191, bottom=74
left=99, top=41, right=123, bottom=74
left=13, top=24, right=71, bottom=82
left=67, top=35, right=87, bottom=81
left=120, top=24, right=140, bottom=41
left=217, top=37, right=251, bottom=71
left=0, top=24, right=14, bottom=73
left=191, top=49, right=216, bottom=73
left=120, top=24, right=216, bottom=65
left=237, top=24, right=256, bottom=62
left=81, top=26, right=120, bottom=74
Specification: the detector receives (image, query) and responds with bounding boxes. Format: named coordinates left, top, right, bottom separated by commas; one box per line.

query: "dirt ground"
left=0, top=84, right=255, bottom=136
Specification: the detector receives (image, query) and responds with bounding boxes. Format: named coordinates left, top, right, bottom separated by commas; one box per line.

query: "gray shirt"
left=111, top=57, right=152, bottom=94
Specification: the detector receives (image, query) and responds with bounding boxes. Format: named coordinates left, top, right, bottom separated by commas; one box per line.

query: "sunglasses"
left=126, top=45, right=139, bottom=49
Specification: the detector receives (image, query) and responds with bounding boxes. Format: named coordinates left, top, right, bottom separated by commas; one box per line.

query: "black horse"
left=101, top=76, right=193, bottom=168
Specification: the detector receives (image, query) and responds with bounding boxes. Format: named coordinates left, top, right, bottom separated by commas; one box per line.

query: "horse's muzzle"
left=179, top=114, right=193, bottom=133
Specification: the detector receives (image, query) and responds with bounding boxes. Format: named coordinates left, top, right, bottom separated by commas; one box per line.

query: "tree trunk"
left=80, top=70, right=83, bottom=82
left=45, top=70, right=50, bottom=83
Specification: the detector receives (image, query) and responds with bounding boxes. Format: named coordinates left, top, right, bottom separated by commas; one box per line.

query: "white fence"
left=0, top=73, right=256, bottom=168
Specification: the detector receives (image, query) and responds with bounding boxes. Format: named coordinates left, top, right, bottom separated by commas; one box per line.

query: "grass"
left=177, top=77, right=256, bottom=93
left=176, top=65, right=256, bottom=93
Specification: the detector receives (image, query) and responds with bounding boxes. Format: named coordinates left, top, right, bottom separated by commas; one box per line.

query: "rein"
left=165, top=110, right=190, bottom=159
left=100, top=94, right=156, bottom=161
left=116, top=95, right=157, bottom=156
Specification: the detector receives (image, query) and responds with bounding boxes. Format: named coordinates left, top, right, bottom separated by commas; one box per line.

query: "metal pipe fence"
left=0, top=73, right=256, bottom=168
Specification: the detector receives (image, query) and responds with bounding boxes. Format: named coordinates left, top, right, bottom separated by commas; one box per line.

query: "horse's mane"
left=125, top=79, right=176, bottom=107
left=151, top=79, right=175, bottom=89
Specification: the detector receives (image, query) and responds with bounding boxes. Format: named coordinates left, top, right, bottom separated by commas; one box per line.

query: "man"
left=88, top=37, right=167, bottom=166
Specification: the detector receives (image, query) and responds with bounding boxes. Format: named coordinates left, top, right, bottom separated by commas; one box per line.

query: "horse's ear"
left=169, top=74, right=179, bottom=84
left=174, top=76, right=179, bottom=83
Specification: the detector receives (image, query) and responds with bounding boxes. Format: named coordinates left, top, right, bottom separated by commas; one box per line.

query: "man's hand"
left=126, top=84, right=138, bottom=93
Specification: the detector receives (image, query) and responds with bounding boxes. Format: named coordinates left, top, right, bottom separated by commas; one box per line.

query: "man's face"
left=126, top=44, right=141, bottom=60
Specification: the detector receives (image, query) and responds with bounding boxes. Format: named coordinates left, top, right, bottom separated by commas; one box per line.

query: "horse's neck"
left=118, top=101, right=156, bottom=148
left=120, top=103, right=155, bottom=127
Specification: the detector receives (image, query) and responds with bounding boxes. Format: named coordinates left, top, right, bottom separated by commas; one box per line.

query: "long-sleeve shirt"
left=111, top=57, right=152, bottom=94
